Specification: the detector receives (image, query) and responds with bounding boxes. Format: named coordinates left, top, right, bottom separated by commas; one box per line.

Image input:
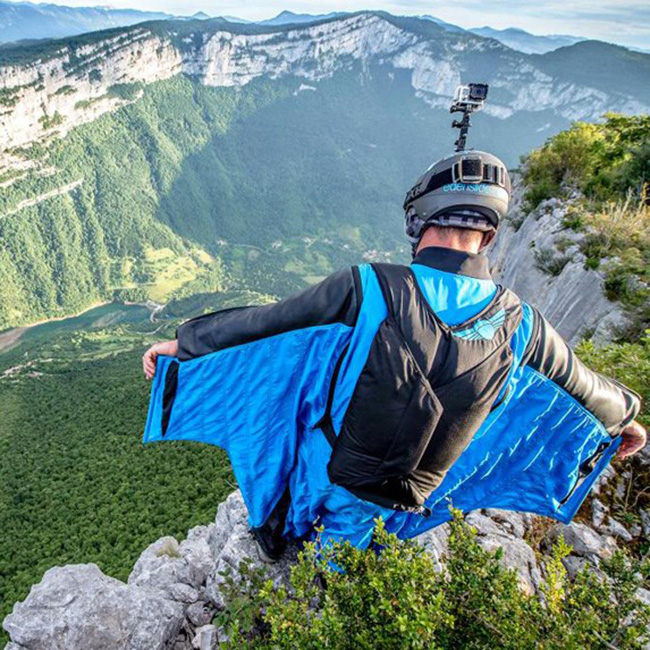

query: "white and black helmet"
left=403, top=150, right=511, bottom=245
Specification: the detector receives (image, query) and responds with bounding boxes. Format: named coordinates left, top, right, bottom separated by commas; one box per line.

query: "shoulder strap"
left=370, top=262, right=413, bottom=321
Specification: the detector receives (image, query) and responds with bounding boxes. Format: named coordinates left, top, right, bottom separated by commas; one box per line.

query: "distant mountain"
left=470, top=26, right=583, bottom=54
left=418, top=15, right=465, bottom=33
left=258, top=10, right=345, bottom=26
left=531, top=40, right=650, bottom=105
left=0, top=0, right=174, bottom=43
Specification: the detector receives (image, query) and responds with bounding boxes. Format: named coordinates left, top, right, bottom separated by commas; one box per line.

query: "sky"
left=15, top=0, right=650, bottom=49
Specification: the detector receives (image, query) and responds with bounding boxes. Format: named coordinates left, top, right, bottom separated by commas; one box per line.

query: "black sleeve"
left=176, top=266, right=363, bottom=361
left=522, top=308, right=641, bottom=434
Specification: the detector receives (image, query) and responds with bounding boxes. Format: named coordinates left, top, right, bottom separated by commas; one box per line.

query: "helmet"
left=403, top=150, right=511, bottom=246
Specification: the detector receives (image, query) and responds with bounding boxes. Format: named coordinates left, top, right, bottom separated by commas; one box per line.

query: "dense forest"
left=0, top=319, right=232, bottom=630
left=0, top=67, right=449, bottom=330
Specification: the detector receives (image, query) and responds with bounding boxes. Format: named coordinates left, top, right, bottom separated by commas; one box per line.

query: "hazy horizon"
left=3, top=0, right=649, bottom=50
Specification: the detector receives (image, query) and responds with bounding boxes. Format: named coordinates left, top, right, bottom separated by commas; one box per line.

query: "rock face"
left=1, top=12, right=649, bottom=165
left=0, top=29, right=181, bottom=162
left=3, top=564, right=184, bottom=650
left=489, top=180, right=628, bottom=346
left=7, top=487, right=643, bottom=650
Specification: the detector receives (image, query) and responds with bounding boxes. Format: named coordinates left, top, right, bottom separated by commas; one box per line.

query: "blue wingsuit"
left=144, top=246, right=640, bottom=549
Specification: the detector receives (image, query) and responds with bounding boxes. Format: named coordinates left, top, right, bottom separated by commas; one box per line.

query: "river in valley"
left=0, top=302, right=155, bottom=354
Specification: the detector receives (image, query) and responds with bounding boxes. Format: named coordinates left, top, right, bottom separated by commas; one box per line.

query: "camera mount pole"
left=451, top=108, right=473, bottom=152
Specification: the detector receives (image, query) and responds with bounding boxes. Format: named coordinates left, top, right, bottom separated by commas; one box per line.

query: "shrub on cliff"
left=217, top=511, right=650, bottom=649
left=522, top=113, right=650, bottom=210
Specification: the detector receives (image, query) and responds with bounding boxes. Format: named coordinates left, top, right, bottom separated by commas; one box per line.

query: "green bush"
left=216, top=512, right=650, bottom=649
left=523, top=114, right=650, bottom=211
left=38, top=111, right=64, bottom=129
left=534, top=247, right=571, bottom=276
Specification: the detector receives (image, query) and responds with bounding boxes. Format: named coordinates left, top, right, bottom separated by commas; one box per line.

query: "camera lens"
left=468, top=84, right=488, bottom=101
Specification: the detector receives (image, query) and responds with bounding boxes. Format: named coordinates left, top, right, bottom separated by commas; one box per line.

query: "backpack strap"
left=370, top=262, right=401, bottom=319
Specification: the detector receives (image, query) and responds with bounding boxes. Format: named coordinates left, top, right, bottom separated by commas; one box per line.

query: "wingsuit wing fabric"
left=144, top=325, right=352, bottom=528
left=144, top=255, right=640, bottom=548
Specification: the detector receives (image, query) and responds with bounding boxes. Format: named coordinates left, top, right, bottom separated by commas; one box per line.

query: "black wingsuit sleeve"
left=523, top=308, right=641, bottom=434
left=176, top=267, right=363, bottom=361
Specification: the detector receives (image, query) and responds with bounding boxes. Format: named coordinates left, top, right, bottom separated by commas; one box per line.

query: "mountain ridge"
left=0, top=10, right=649, bottom=330
left=1, top=10, right=648, bottom=162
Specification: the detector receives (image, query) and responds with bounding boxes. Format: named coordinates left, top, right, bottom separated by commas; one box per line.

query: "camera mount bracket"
left=450, top=83, right=489, bottom=152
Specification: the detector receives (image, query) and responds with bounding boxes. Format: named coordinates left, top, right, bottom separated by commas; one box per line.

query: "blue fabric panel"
left=144, top=267, right=618, bottom=551
left=411, top=263, right=497, bottom=326
left=285, top=264, right=389, bottom=543
left=285, top=263, right=508, bottom=546
left=144, top=323, right=352, bottom=528
left=384, top=367, right=617, bottom=540
left=488, top=301, right=535, bottom=413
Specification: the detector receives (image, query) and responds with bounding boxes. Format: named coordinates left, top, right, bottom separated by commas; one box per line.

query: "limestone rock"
left=186, top=601, right=216, bottom=628
left=636, top=588, right=650, bottom=606
left=415, top=522, right=451, bottom=571
left=640, top=510, right=650, bottom=537
left=489, top=187, right=628, bottom=346
left=128, top=526, right=215, bottom=601
left=465, top=511, right=541, bottom=594
left=204, top=491, right=296, bottom=609
left=3, top=13, right=648, bottom=173
left=592, top=465, right=616, bottom=495
left=561, top=555, right=604, bottom=581
left=482, top=508, right=528, bottom=538
left=543, top=522, right=618, bottom=559
left=192, top=625, right=217, bottom=650
left=591, top=499, right=609, bottom=529
left=602, top=516, right=634, bottom=542
left=3, top=564, right=184, bottom=650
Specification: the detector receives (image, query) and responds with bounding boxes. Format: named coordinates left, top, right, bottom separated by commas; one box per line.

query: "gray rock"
left=204, top=491, right=295, bottom=609
left=640, top=510, right=650, bottom=537
left=3, top=564, right=184, bottom=650
left=603, top=516, right=633, bottom=542
left=465, top=511, right=505, bottom=537
left=543, top=522, right=618, bottom=559
left=129, top=529, right=215, bottom=601
left=192, top=625, right=217, bottom=650
left=186, top=601, right=215, bottom=627
left=562, top=555, right=604, bottom=581
left=591, top=499, right=609, bottom=529
left=464, top=511, right=541, bottom=594
left=477, top=534, right=542, bottom=595
left=636, top=588, right=650, bottom=606
left=482, top=509, right=528, bottom=538
left=592, top=465, right=616, bottom=495
left=169, top=583, right=200, bottom=604
left=415, top=522, right=450, bottom=571
left=489, top=186, right=628, bottom=346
